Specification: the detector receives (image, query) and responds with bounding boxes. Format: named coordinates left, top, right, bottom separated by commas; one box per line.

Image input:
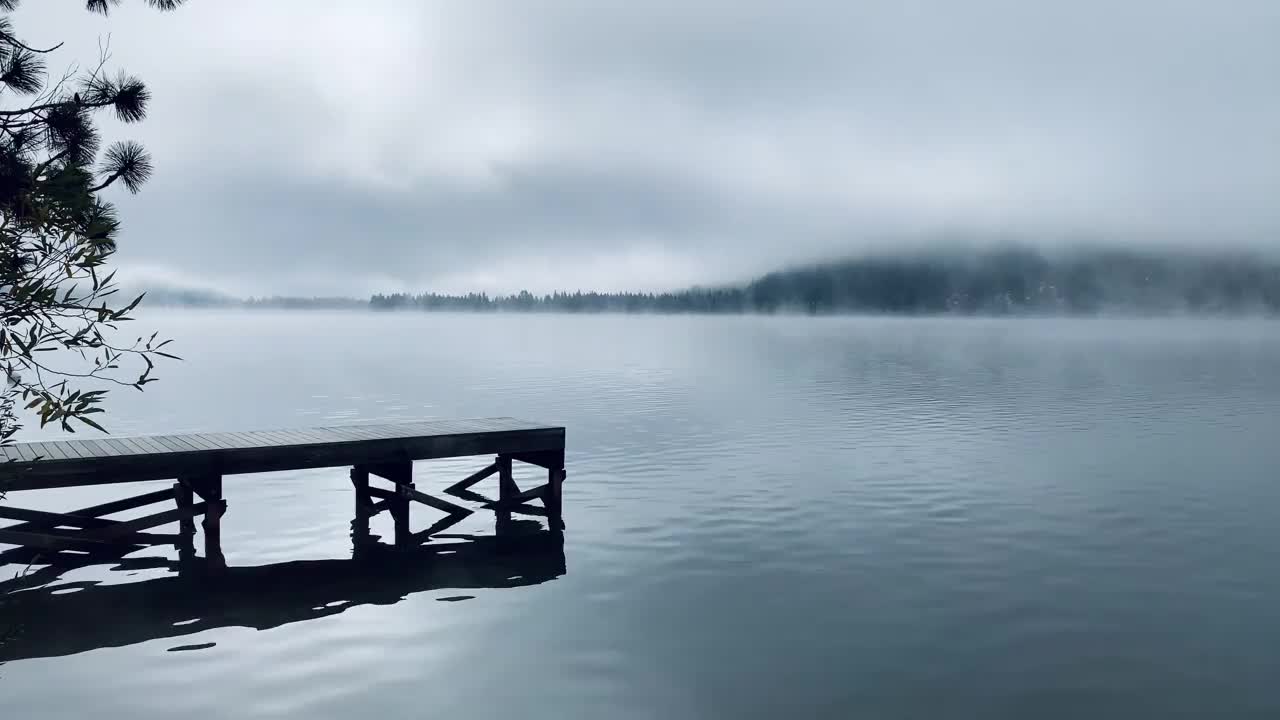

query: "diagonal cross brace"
left=394, top=482, right=472, bottom=518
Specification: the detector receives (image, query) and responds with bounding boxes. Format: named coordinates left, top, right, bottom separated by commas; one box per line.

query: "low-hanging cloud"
left=13, top=0, right=1280, bottom=295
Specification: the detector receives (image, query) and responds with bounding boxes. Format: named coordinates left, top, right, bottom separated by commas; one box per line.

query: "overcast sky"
left=12, top=1, right=1280, bottom=296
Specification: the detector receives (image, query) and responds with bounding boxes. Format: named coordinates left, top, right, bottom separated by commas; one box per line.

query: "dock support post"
left=183, top=474, right=225, bottom=572
left=173, top=482, right=196, bottom=565
left=204, top=476, right=226, bottom=571
left=367, top=460, right=414, bottom=549
left=392, top=488, right=411, bottom=548
left=546, top=466, right=565, bottom=532
left=350, top=466, right=371, bottom=550
left=497, top=455, right=516, bottom=532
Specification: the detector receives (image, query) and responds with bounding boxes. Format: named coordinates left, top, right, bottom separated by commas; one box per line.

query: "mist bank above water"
left=142, top=245, right=1280, bottom=316
left=370, top=246, right=1280, bottom=316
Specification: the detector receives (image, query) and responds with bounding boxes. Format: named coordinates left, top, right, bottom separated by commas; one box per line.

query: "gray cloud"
left=12, top=0, right=1280, bottom=294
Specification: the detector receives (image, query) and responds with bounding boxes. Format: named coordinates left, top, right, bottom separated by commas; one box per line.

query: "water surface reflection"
left=2, top=521, right=564, bottom=663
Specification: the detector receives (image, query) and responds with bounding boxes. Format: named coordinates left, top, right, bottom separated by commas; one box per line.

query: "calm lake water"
left=3, top=312, right=1280, bottom=718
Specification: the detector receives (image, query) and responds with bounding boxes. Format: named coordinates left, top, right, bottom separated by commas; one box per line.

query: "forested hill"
left=370, top=246, right=1280, bottom=315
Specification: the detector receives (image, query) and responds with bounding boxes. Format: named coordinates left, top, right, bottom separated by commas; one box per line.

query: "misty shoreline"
left=136, top=246, right=1280, bottom=318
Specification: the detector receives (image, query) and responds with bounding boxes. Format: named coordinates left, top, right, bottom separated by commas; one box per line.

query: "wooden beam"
left=445, top=487, right=494, bottom=506
left=509, top=450, right=565, bottom=470
left=362, top=460, right=412, bottom=485
left=0, top=500, right=203, bottom=561
left=408, top=512, right=470, bottom=544
left=3, top=488, right=175, bottom=536
left=0, top=505, right=119, bottom=529
left=494, top=483, right=549, bottom=507
left=366, top=486, right=397, bottom=501
left=82, top=502, right=208, bottom=540
left=0, top=528, right=147, bottom=552
left=507, top=504, right=547, bottom=518
left=444, top=461, right=498, bottom=493
left=0, top=544, right=139, bottom=569
left=396, top=482, right=471, bottom=517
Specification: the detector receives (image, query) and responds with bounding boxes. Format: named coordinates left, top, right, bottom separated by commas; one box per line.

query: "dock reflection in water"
left=0, top=520, right=565, bottom=663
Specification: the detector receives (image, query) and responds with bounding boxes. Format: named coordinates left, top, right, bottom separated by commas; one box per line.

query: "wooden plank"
left=69, top=439, right=99, bottom=457
left=0, top=505, right=118, bottom=529
left=325, top=425, right=383, bottom=441
left=149, top=435, right=199, bottom=450
left=98, top=438, right=139, bottom=456
left=61, top=440, right=101, bottom=458
left=217, top=432, right=262, bottom=448
left=346, top=425, right=405, bottom=440
left=510, top=450, right=566, bottom=470
left=0, top=525, right=182, bottom=545
left=180, top=434, right=227, bottom=451
left=411, top=420, right=469, bottom=435
left=110, top=437, right=151, bottom=455
left=0, top=489, right=173, bottom=546
left=22, top=442, right=53, bottom=461
left=177, top=430, right=220, bottom=448
left=68, top=488, right=176, bottom=518
left=241, top=430, right=287, bottom=446
left=0, top=544, right=133, bottom=567
left=150, top=435, right=195, bottom=454
left=215, top=433, right=254, bottom=449
left=367, top=486, right=397, bottom=501
left=277, top=430, right=328, bottom=444
left=244, top=427, right=290, bottom=445
left=495, top=483, right=549, bottom=506
left=409, top=512, right=470, bottom=543
left=84, top=501, right=207, bottom=539
left=30, top=441, right=68, bottom=460
left=261, top=430, right=315, bottom=445
left=397, top=483, right=471, bottom=517
left=365, top=460, right=411, bottom=484
left=128, top=435, right=170, bottom=455
left=286, top=428, right=334, bottom=444
left=510, top=504, right=548, bottom=518
left=445, top=487, right=494, bottom=506
left=445, top=462, right=498, bottom=493
left=198, top=432, right=241, bottom=449
left=0, top=528, right=142, bottom=552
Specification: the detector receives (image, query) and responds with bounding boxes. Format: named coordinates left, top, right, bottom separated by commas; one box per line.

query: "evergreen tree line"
left=370, top=247, right=1280, bottom=315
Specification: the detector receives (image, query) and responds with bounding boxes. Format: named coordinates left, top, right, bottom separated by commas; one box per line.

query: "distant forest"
left=369, top=246, right=1280, bottom=315
left=143, top=246, right=1280, bottom=315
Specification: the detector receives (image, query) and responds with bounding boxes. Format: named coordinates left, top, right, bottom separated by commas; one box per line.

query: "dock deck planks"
left=0, top=417, right=565, bottom=492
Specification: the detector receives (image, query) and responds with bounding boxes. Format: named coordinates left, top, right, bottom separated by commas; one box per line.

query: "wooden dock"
left=0, top=417, right=566, bottom=572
